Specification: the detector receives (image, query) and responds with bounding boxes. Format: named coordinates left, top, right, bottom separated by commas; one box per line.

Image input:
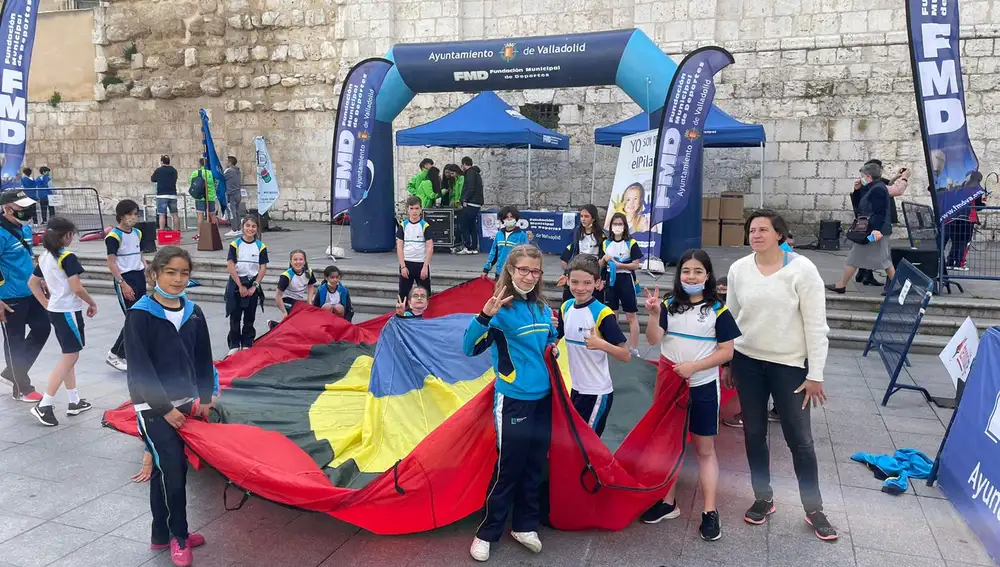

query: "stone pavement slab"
left=0, top=295, right=993, bottom=567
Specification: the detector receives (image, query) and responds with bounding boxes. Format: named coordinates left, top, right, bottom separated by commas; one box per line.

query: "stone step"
left=825, top=309, right=1000, bottom=337
left=825, top=292, right=1000, bottom=320
left=827, top=328, right=947, bottom=355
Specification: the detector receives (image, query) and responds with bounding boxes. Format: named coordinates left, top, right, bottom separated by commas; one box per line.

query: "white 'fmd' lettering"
left=333, top=131, right=355, bottom=200
left=454, top=70, right=489, bottom=81
left=917, top=22, right=965, bottom=136
left=652, top=128, right=682, bottom=208
left=0, top=69, right=25, bottom=145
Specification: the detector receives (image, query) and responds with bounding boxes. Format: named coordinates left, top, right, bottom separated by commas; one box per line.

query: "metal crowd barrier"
left=38, top=187, right=106, bottom=236
left=939, top=205, right=1000, bottom=291
left=141, top=194, right=197, bottom=231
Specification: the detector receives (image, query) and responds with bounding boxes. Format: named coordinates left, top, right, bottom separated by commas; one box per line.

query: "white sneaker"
left=511, top=531, right=542, bottom=553
left=227, top=347, right=240, bottom=357
left=224, top=230, right=241, bottom=237
left=105, top=353, right=127, bottom=372
left=470, top=537, right=490, bottom=562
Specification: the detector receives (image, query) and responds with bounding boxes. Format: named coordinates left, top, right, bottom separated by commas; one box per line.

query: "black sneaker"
left=640, top=500, right=680, bottom=524
left=699, top=511, right=722, bottom=541
left=30, top=404, right=58, bottom=426
left=67, top=400, right=92, bottom=416
left=744, top=499, right=775, bottom=525
left=805, top=511, right=839, bottom=541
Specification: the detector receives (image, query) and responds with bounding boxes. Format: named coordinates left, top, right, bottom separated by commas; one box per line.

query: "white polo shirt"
left=658, top=298, right=742, bottom=387
left=560, top=297, right=628, bottom=395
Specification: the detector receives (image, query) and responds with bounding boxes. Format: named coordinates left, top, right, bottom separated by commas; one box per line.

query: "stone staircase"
left=73, top=254, right=998, bottom=354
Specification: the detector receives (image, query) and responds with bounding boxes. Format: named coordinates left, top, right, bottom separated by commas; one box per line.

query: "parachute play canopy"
left=104, top=279, right=719, bottom=535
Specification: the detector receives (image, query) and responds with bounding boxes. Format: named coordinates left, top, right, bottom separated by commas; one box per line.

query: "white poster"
left=607, top=129, right=662, bottom=271
left=254, top=136, right=279, bottom=215
left=939, top=317, right=980, bottom=390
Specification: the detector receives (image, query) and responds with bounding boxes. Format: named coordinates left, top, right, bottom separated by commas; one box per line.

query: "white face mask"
left=503, top=219, right=517, bottom=230
left=512, top=282, right=535, bottom=296
left=611, top=225, right=624, bottom=236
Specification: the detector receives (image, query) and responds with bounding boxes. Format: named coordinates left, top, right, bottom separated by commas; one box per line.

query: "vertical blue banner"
left=199, top=109, right=228, bottom=211
left=906, top=0, right=984, bottom=223
left=0, top=0, right=39, bottom=188
left=330, top=57, right=393, bottom=218
left=649, top=47, right=734, bottom=229
left=938, top=327, right=1000, bottom=564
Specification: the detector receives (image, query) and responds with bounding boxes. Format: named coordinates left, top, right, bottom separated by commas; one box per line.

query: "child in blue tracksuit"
left=482, top=206, right=529, bottom=279
left=463, top=244, right=557, bottom=563
left=124, top=246, right=215, bottom=566
left=312, top=265, right=354, bottom=322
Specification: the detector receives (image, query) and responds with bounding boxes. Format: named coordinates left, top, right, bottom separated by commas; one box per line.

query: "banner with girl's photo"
left=606, top=129, right=663, bottom=270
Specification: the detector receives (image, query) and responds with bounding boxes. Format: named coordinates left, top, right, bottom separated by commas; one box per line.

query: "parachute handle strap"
left=223, top=481, right=250, bottom=511
left=580, top=464, right=602, bottom=494
left=393, top=460, right=406, bottom=495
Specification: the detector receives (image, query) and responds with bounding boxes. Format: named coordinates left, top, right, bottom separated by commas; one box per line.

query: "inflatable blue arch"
left=343, top=28, right=689, bottom=253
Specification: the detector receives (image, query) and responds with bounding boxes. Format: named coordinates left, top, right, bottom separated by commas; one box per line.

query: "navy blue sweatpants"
left=477, top=393, right=552, bottom=543
left=137, top=405, right=191, bottom=546
left=110, top=269, right=147, bottom=359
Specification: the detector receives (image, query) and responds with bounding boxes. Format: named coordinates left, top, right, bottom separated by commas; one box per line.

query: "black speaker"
left=248, top=209, right=271, bottom=231
left=136, top=221, right=157, bottom=253
left=890, top=247, right=939, bottom=280
left=818, top=219, right=841, bottom=251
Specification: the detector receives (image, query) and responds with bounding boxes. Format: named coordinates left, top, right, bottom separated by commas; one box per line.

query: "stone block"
left=251, top=45, right=268, bottom=61
left=204, top=17, right=226, bottom=36
left=800, top=118, right=829, bottom=141
left=106, top=83, right=129, bottom=99
left=304, top=9, right=326, bottom=26
left=184, top=48, right=198, bottom=68
left=226, top=46, right=249, bottom=64
left=818, top=161, right=847, bottom=178
left=842, top=32, right=884, bottom=47
left=268, top=74, right=281, bottom=86
left=251, top=76, right=269, bottom=89
left=280, top=77, right=300, bottom=87
left=238, top=100, right=253, bottom=111
left=838, top=141, right=866, bottom=161
left=227, top=15, right=242, bottom=29
left=130, top=53, right=144, bottom=70
left=200, top=76, right=222, bottom=97
left=807, top=48, right=837, bottom=65
left=320, top=41, right=337, bottom=59
left=808, top=142, right=839, bottom=161
left=289, top=44, right=305, bottom=60
left=150, top=78, right=172, bottom=99
left=774, top=120, right=801, bottom=142
left=764, top=16, right=793, bottom=38
left=93, top=83, right=107, bottom=102
left=778, top=142, right=808, bottom=161
left=816, top=194, right=847, bottom=210
left=787, top=194, right=816, bottom=211
left=814, top=35, right=841, bottom=48
left=94, top=57, right=108, bottom=74
left=884, top=31, right=908, bottom=45
left=789, top=161, right=818, bottom=178
left=145, top=55, right=160, bottom=69
left=261, top=11, right=278, bottom=27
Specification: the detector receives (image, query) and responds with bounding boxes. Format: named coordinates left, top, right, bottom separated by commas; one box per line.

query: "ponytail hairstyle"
left=288, top=249, right=308, bottom=274
left=495, top=244, right=546, bottom=308
left=146, top=246, right=193, bottom=290
left=42, top=217, right=76, bottom=256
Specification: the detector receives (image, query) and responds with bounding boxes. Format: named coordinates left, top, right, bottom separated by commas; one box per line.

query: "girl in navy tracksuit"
left=463, top=244, right=558, bottom=563
left=558, top=204, right=607, bottom=302
left=124, top=246, right=214, bottom=566
left=603, top=212, right=644, bottom=351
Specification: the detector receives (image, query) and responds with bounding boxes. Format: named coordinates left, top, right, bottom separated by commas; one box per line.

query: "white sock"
left=67, top=389, right=80, bottom=404
left=39, top=394, right=55, bottom=408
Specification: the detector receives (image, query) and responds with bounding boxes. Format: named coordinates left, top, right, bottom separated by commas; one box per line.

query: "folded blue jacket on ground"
left=851, top=448, right=933, bottom=495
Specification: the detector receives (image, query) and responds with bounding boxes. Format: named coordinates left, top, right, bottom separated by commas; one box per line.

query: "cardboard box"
left=702, top=219, right=721, bottom=247
left=701, top=197, right=721, bottom=220
left=720, top=192, right=744, bottom=220
left=720, top=220, right=745, bottom=246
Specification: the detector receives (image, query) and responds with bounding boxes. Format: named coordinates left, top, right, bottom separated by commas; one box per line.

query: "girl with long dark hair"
left=558, top=204, right=606, bottom=302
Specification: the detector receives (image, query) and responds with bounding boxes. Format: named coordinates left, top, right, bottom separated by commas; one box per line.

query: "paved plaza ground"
left=0, top=221, right=995, bottom=567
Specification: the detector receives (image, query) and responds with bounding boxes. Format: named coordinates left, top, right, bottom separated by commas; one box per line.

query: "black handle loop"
left=580, top=464, right=602, bottom=494
left=223, top=481, right=250, bottom=511
left=393, top=460, right=406, bottom=495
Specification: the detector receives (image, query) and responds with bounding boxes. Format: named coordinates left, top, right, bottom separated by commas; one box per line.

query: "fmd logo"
left=454, top=70, right=489, bottom=81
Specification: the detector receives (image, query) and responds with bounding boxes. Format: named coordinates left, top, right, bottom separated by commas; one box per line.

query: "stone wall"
left=23, top=0, right=1000, bottom=235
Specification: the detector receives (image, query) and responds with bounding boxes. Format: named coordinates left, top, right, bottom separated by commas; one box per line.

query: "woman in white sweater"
left=725, top=209, right=838, bottom=542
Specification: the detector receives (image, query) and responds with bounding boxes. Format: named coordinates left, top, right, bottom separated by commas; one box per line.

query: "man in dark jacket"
left=458, top=156, right=484, bottom=254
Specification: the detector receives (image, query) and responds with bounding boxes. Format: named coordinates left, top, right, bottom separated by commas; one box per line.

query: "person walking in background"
left=223, top=155, right=243, bottom=238
left=189, top=158, right=218, bottom=228
left=20, top=168, right=37, bottom=224
left=35, top=167, right=53, bottom=223
left=105, top=200, right=147, bottom=372
left=151, top=155, right=180, bottom=231
left=727, top=209, right=837, bottom=541
left=27, top=218, right=97, bottom=426
left=458, top=156, right=484, bottom=255
left=0, top=190, right=49, bottom=403
left=828, top=163, right=895, bottom=295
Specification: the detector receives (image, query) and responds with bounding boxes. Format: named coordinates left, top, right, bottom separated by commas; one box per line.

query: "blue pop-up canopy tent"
left=592, top=109, right=767, bottom=205
left=396, top=91, right=569, bottom=206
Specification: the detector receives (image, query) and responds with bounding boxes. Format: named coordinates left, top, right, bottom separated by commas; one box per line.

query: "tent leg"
left=527, top=144, right=532, bottom=208
left=759, top=142, right=765, bottom=208
left=590, top=144, right=599, bottom=204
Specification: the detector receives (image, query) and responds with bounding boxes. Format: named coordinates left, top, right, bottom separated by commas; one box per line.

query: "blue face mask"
left=155, top=284, right=186, bottom=300
left=681, top=282, right=705, bottom=295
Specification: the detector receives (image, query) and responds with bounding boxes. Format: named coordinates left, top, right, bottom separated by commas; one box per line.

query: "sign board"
left=939, top=317, right=980, bottom=390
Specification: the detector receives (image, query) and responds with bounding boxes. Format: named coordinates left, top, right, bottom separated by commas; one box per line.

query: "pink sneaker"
left=15, top=391, right=42, bottom=403
left=154, top=533, right=205, bottom=551
left=169, top=538, right=192, bottom=567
